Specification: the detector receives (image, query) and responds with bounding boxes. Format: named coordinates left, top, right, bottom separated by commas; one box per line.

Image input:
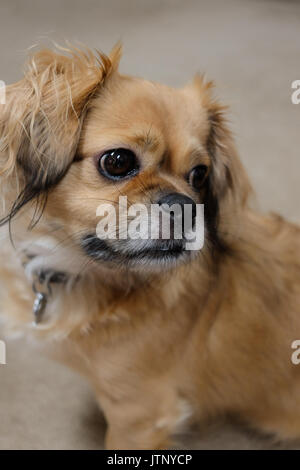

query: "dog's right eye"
left=188, top=164, right=209, bottom=191
left=98, top=148, right=139, bottom=180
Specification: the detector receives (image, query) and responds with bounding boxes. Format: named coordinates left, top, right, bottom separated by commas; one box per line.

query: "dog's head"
left=0, top=45, right=251, bottom=273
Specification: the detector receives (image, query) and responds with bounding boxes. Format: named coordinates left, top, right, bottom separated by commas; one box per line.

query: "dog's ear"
left=191, top=75, right=252, bottom=252
left=0, top=44, right=122, bottom=226
left=206, top=103, right=252, bottom=205
left=192, top=75, right=251, bottom=206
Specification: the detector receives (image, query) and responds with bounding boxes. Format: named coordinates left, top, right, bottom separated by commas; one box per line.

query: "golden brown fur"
left=0, top=45, right=300, bottom=449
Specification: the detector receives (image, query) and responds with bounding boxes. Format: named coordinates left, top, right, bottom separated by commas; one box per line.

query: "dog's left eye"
left=188, top=165, right=209, bottom=191
left=98, top=148, right=139, bottom=180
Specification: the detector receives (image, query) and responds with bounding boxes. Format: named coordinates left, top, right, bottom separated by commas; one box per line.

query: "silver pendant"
left=32, top=292, right=48, bottom=325
left=26, top=262, right=72, bottom=325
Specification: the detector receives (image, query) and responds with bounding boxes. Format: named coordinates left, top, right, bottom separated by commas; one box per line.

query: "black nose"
left=157, top=192, right=197, bottom=226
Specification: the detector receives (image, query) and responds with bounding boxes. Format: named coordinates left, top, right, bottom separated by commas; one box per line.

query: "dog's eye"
left=98, top=148, right=139, bottom=180
left=188, top=165, right=209, bottom=191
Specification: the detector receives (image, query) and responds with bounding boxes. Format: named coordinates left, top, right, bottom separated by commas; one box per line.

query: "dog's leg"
left=105, top=421, right=171, bottom=450
left=96, top=387, right=191, bottom=450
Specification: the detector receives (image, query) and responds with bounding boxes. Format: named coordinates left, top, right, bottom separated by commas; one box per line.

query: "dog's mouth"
left=81, top=234, right=188, bottom=267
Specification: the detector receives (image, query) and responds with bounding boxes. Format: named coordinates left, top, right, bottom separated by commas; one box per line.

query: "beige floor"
left=0, top=0, right=300, bottom=450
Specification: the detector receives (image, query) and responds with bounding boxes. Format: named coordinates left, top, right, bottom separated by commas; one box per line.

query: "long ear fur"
left=192, top=75, right=253, bottom=253
left=0, top=43, right=122, bottom=227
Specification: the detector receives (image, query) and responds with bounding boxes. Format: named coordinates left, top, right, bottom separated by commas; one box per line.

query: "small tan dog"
left=0, top=44, right=300, bottom=449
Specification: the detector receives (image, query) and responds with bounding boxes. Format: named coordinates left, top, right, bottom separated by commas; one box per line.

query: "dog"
left=0, top=44, right=300, bottom=449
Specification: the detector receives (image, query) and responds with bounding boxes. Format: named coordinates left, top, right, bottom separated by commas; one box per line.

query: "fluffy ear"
left=0, top=43, right=122, bottom=226
left=206, top=103, right=252, bottom=206
left=192, top=75, right=253, bottom=251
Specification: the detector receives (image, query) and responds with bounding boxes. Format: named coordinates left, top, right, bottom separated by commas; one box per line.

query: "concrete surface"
left=0, top=0, right=300, bottom=449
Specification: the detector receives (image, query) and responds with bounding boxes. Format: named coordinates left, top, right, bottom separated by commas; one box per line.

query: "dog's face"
left=0, top=46, right=251, bottom=273
left=47, top=75, right=213, bottom=268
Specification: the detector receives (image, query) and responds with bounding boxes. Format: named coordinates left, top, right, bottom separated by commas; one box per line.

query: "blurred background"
left=0, top=0, right=299, bottom=449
